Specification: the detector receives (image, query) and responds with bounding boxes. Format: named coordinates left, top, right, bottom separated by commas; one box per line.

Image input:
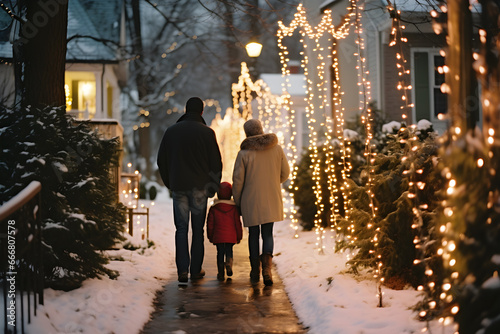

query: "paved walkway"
left=141, top=233, right=307, bottom=334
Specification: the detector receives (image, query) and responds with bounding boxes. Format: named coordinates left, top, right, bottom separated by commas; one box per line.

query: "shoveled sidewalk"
left=141, top=232, right=307, bottom=334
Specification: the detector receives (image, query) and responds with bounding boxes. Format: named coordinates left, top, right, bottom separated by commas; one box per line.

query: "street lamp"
left=245, top=39, right=262, bottom=82
left=245, top=41, right=263, bottom=58
left=231, top=40, right=262, bottom=120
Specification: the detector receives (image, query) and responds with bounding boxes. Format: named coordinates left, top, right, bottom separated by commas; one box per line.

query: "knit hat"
left=217, top=182, right=232, bottom=200
left=185, top=97, right=204, bottom=113
left=243, top=119, right=264, bottom=137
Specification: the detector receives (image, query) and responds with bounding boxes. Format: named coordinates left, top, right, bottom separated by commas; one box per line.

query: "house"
left=0, top=0, right=127, bottom=121
left=260, top=68, right=308, bottom=152
left=0, top=0, right=129, bottom=199
left=300, top=0, right=481, bottom=134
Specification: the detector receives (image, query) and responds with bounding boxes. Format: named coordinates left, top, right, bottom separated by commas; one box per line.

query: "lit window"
left=64, top=71, right=97, bottom=119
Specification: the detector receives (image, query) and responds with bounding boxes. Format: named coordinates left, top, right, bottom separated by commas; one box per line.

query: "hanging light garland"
left=387, top=1, right=414, bottom=122
left=348, top=0, right=387, bottom=301
left=230, top=62, right=285, bottom=134
left=277, top=2, right=357, bottom=250
left=353, top=0, right=374, bottom=239
left=218, top=62, right=287, bottom=184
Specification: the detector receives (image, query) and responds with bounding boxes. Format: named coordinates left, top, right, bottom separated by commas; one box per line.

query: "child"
left=207, top=182, right=243, bottom=281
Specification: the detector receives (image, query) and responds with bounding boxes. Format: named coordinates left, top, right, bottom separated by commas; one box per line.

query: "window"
left=65, top=71, right=97, bottom=119
left=412, top=50, right=447, bottom=123
left=106, top=81, right=113, bottom=118
left=432, top=55, right=447, bottom=118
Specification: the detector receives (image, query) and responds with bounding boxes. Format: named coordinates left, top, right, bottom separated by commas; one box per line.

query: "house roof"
left=381, top=0, right=434, bottom=12
left=0, top=0, right=123, bottom=62
left=381, top=0, right=481, bottom=13
left=260, top=73, right=306, bottom=96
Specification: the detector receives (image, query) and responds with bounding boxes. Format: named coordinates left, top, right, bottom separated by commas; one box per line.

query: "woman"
left=232, top=119, right=290, bottom=286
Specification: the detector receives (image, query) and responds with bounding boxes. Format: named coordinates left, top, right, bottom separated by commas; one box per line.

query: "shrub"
left=148, top=185, right=157, bottom=200
left=0, top=106, right=126, bottom=290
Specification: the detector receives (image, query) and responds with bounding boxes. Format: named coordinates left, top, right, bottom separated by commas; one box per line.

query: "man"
left=157, top=97, right=222, bottom=283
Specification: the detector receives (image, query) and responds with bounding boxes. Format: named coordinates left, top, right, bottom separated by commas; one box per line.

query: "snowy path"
left=273, top=224, right=455, bottom=334
left=20, top=191, right=455, bottom=333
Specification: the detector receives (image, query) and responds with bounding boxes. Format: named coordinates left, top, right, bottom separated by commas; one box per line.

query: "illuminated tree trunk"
left=477, top=0, right=500, bottom=233
left=478, top=0, right=500, bottom=145
left=446, top=0, right=477, bottom=131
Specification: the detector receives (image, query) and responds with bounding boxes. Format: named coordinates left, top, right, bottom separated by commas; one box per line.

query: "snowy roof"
left=381, top=0, right=433, bottom=12
left=320, top=0, right=342, bottom=12
left=260, top=73, right=306, bottom=96
left=0, top=0, right=122, bottom=62
left=380, top=0, right=481, bottom=13
left=66, top=0, right=119, bottom=62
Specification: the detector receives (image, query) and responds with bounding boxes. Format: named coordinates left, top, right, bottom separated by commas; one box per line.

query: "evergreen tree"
left=290, top=132, right=365, bottom=231
left=336, top=124, right=443, bottom=288
left=0, top=106, right=126, bottom=290
left=290, top=149, right=320, bottom=230
left=417, top=131, right=500, bottom=332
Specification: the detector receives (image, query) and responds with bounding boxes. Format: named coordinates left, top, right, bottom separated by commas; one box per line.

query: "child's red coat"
left=207, top=200, right=243, bottom=244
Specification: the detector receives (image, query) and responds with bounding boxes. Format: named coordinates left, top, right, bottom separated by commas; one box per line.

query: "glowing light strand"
left=387, top=3, right=414, bottom=121
left=277, top=2, right=357, bottom=242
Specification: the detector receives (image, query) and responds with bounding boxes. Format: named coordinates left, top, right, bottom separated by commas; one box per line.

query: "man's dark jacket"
left=157, top=112, right=222, bottom=196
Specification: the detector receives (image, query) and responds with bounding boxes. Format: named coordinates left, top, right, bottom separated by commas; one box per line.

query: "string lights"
left=0, top=2, right=25, bottom=23
left=350, top=0, right=386, bottom=302
left=213, top=62, right=288, bottom=183
left=386, top=1, right=414, bottom=122
left=273, top=1, right=499, bottom=331
left=277, top=2, right=357, bottom=251
left=121, top=163, right=141, bottom=209
left=353, top=0, right=374, bottom=238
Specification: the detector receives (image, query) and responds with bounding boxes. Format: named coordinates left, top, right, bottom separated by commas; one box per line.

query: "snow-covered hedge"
left=0, top=106, right=126, bottom=290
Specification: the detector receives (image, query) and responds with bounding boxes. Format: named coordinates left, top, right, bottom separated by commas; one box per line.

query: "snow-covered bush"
left=335, top=124, right=443, bottom=288
left=0, top=106, right=126, bottom=290
left=291, top=131, right=366, bottom=230
left=416, top=129, right=500, bottom=331
left=290, top=148, right=328, bottom=230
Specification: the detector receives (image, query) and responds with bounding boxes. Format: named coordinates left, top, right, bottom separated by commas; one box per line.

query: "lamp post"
left=245, top=40, right=262, bottom=80
left=233, top=40, right=262, bottom=120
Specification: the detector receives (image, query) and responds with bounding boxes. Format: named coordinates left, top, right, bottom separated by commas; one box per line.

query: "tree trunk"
left=477, top=0, right=500, bottom=231
left=478, top=0, right=500, bottom=143
left=131, top=0, right=152, bottom=179
left=17, top=0, right=68, bottom=108
left=446, top=0, right=477, bottom=132
left=224, top=3, right=240, bottom=101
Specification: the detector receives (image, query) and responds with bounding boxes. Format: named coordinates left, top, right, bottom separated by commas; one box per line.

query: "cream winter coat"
left=232, top=133, right=290, bottom=227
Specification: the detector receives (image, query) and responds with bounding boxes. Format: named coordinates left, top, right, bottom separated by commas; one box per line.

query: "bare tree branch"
left=0, top=2, right=26, bottom=24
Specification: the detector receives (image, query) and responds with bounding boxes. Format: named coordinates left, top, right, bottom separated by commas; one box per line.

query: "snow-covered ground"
left=23, top=191, right=177, bottom=334
left=273, top=225, right=455, bottom=334
left=20, top=191, right=455, bottom=333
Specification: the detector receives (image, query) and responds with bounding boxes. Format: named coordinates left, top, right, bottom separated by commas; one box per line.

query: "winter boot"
left=225, top=258, right=233, bottom=277
left=249, top=257, right=260, bottom=284
left=217, top=259, right=225, bottom=281
left=261, top=253, right=273, bottom=286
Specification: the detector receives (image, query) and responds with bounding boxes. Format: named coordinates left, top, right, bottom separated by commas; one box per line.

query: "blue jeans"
left=172, top=189, right=208, bottom=276
left=248, top=222, right=274, bottom=258
left=216, top=243, right=234, bottom=263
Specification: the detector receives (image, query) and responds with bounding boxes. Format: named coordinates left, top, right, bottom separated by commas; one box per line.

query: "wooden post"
left=478, top=0, right=500, bottom=144
left=477, top=0, right=500, bottom=226
left=128, top=208, right=134, bottom=237
left=446, top=0, right=477, bottom=132
left=146, top=207, right=150, bottom=240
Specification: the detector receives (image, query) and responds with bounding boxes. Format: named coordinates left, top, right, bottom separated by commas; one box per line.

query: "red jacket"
left=207, top=200, right=243, bottom=244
